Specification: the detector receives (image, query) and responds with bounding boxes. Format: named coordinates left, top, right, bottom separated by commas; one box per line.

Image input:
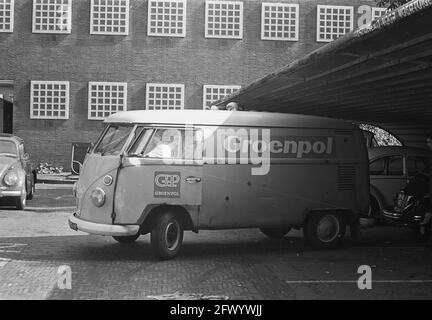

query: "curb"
left=25, top=206, right=76, bottom=213
left=37, top=179, right=75, bottom=185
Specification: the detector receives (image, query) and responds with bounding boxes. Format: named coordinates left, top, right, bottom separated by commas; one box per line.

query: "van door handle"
left=185, top=176, right=201, bottom=183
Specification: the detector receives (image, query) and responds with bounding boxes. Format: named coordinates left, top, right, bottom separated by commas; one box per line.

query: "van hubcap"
left=165, top=221, right=180, bottom=250
left=317, top=215, right=340, bottom=243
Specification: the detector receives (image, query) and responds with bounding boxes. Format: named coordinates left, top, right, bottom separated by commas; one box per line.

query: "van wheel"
left=304, top=212, right=345, bottom=249
left=260, top=227, right=291, bottom=239
left=151, top=212, right=183, bottom=260
left=113, top=234, right=140, bottom=244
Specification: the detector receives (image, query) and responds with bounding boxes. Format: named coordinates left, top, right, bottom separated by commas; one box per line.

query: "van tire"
left=113, top=234, right=140, bottom=244
left=260, top=227, right=291, bottom=239
left=151, top=212, right=184, bottom=260
left=303, top=212, right=345, bottom=249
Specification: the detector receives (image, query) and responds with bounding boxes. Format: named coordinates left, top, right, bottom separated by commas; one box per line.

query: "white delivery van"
left=69, top=110, right=369, bottom=259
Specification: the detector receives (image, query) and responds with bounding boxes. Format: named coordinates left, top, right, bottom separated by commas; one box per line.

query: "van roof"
left=105, top=110, right=355, bottom=129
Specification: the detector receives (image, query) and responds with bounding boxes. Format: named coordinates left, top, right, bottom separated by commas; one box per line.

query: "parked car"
left=368, top=146, right=432, bottom=217
left=0, top=134, right=36, bottom=209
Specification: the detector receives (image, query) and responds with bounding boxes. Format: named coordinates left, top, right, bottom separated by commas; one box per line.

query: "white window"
left=146, top=83, right=184, bottom=110
left=32, top=0, right=72, bottom=34
left=261, top=3, right=298, bottom=41
left=372, top=7, right=387, bottom=21
left=90, top=0, right=129, bottom=35
left=205, top=0, right=243, bottom=39
left=88, top=82, right=127, bottom=120
left=30, top=81, right=69, bottom=119
left=316, top=5, right=353, bottom=43
left=148, top=0, right=186, bottom=37
left=0, top=0, right=14, bottom=32
left=203, top=85, right=240, bottom=109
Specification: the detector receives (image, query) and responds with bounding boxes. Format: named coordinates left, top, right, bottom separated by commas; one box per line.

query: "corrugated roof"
left=216, top=0, right=432, bottom=146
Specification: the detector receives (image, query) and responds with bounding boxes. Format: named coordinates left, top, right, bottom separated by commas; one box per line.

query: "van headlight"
left=4, top=171, right=19, bottom=186
left=90, top=188, right=106, bottom=207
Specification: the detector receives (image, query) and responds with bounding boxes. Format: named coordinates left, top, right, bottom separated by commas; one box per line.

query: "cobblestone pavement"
left=0, top=185, right=431, bottom=300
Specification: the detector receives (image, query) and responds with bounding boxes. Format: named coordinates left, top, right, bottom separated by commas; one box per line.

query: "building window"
left=372, top=7, right=386, bottom=21
left=90, top=0, right=129, bottom=35
left=88, top=82, right=127, bottom=120
left=30, top=81, right=69, bottom=119
left=148, top=0, right=186, bottom=37
left=32, top=0, right=72, bottom=34
left=261, top=3, right=299, bottom=41
left=146, top=83, right=184, bottom=110
left=0, top=0, right=13, bottom=33
left=316, top=5, right=353, bottom=43
left=203, top=85, right=240, bottom=109
left=205, top=0, right=243, bottom=39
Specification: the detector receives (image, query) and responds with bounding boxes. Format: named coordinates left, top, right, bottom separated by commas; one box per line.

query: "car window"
left=0, top=140, right=18, bottom=156
left=388, top=156, right=403, bottom=176
left=407, top=156, right=430, bottom=176
left=141, top=128, right=202, bottom=160
left=369, top=158, right=386, bottom=175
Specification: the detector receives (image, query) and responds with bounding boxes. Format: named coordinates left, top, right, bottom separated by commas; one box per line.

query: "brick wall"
left=0, top=0, right=377, bottom=168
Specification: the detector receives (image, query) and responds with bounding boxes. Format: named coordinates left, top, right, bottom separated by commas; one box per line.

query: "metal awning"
left=216, top=0, right=432, bottom=148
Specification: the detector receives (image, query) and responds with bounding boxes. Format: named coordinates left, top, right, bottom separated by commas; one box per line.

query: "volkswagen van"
left=69, top=110, right=369, bottom=259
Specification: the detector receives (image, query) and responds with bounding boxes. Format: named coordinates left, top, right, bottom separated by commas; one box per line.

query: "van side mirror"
left=86, top=143, right=94, bottom=154
left=23, top=153, right=29, bottom=161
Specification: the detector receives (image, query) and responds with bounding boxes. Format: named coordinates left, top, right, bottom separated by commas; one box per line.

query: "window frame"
left=145, top=83, right=185, bottom=110
left=147, top=0, right=187, bottom=38
left=0, top=0, right=14, bottom=33
left=32, top=0, right=72, bottom=34
left=261, top=2, right=299, bottom=41
left=88, top=81, right=128, bottom=121
left=371, top=7, right=387, bottom=21
left=202, top=84, right=241, bottom=109
left=30, top=80, right=70, bottom=120
left=90, top=0, right=130, bottom=36
left=205, top=0, right=243, bottom=39
left=316, top=4, right=354, bottom=43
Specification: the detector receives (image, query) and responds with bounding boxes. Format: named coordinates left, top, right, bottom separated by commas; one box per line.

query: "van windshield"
left=94, top=125, right=134, bottom=156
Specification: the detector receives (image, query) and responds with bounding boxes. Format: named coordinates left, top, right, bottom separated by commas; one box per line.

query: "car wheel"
left=26, top=179, right=35, bottom=200
left=367, top=196, right=380, bottom=218
left=304, top=212, right=345, bottom=249
left=14, top=191, right=26, bottom=210
left=112, top=234, right=140, bottom=244
left=151, top=212, right=183, bottom=260
left=260, top=227, right=291, bottom=239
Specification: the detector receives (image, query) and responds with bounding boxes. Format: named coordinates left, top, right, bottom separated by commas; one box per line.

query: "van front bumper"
left=68, top=213, right=140, bottom=236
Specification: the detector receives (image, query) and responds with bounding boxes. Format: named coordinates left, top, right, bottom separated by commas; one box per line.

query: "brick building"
left=0, top=0, right=384, bottom=168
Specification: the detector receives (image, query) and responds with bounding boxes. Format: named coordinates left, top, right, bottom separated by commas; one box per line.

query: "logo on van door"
left=154, top=172, right=181, bottom=198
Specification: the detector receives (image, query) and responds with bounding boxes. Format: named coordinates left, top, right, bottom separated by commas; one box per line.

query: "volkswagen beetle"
left=0, top=134, right=36, bottom=209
